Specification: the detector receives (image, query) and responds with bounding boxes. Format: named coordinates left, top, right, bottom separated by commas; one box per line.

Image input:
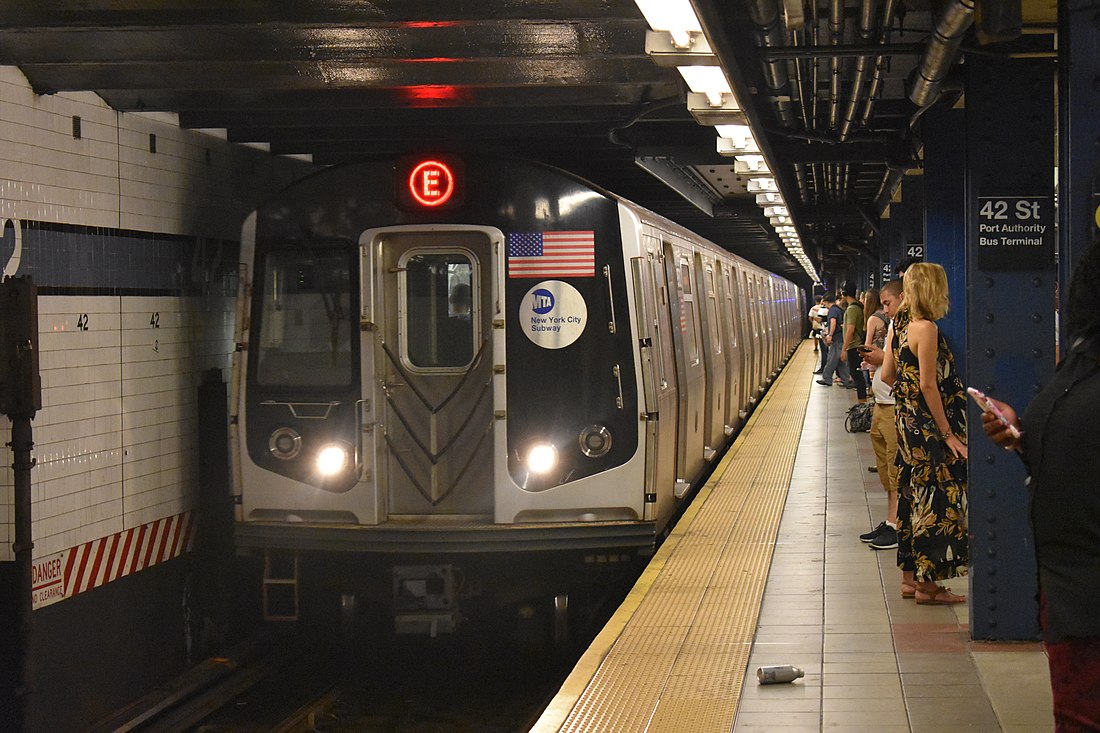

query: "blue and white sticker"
left=519, top=280, right=587, bottom=349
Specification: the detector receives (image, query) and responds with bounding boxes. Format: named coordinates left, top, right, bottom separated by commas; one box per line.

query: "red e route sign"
left=408, top=159, right=455, bottom=207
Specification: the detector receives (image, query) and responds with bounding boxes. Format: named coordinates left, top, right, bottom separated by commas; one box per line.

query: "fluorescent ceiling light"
left=716, top=124, right=753, bottom=139
left=645, top=30, right=714, bottom=64
left=715, top=124, right=760, bottom=154
left=678, top=66, right=733, bottom=106
left=635, top=0, right=703, bottom=48
left=755, top=193, right=784, bottom=205
left=734, top=157, right=771, bottom=176
left=747, top=177, right=778, bottom=193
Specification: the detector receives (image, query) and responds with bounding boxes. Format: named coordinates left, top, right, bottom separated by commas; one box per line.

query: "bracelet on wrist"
left=939, top=428, right=953, bottom=440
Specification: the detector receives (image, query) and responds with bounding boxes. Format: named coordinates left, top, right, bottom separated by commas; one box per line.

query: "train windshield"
left=255, top=246, right=354, bottom=387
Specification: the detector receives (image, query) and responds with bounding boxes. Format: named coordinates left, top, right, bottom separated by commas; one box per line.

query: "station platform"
left=533, top=341, right=1054, bottom=733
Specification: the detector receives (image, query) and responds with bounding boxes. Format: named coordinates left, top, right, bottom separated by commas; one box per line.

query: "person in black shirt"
left=982, top=242, right=1100, bottom=731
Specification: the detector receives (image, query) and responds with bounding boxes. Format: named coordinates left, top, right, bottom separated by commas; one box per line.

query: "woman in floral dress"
left=881, top=262, right=969, bottom=604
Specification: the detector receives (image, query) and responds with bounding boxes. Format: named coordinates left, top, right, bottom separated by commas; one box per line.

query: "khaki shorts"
left=870, top=402, right=899, bottom=492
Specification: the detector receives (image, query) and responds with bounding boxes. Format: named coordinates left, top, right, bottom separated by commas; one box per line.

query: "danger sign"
left=31, top=551, right=67, bottom=609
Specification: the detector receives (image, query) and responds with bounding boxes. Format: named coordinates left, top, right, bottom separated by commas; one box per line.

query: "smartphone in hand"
left=856, top=345, right=872, bottom=353
left=966, top=387, right=1022, bottom=439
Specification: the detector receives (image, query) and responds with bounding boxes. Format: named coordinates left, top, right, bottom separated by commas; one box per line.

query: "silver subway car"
left=230, top=157, right=802, bottom=631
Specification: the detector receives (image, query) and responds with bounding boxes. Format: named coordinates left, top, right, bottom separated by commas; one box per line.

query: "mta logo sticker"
left=519, top=280, right=587, bottom=349
left=532, top=289, right=555, bottom=314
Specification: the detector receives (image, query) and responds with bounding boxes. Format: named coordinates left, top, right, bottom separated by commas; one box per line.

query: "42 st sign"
left=976, top=195, right=1053, bottom=270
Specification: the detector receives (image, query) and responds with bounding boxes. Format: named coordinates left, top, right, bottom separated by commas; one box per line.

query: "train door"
left=757, top=274, right=770, bottom=387
left=766, top=278, right=778, bottom=375
left=694, top=252, right=726, bottom=459
left=373, top=229, right=495, bottom=516
left=743, top=269, right=762, bottom=401
left=717, top=261, right=742, bottom=432
left=664, top=241, right=706, bottom=489
left=632, top=237, right=679, bottom=525
left=733, top=263, right=751, bottom=415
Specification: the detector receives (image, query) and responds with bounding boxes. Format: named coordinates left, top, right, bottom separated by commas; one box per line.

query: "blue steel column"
left=1059, top=0, right=1100, bottom=347
left=923, top=106, right=967, bottom=377
left=965, top=57, right=1055, bottom=640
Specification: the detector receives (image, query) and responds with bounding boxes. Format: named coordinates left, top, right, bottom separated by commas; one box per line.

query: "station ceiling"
left=0, top=1, right=1055, bottom=288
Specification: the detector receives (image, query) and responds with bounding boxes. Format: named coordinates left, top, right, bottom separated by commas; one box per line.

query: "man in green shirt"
left=840, top=281, right=867, bottom=400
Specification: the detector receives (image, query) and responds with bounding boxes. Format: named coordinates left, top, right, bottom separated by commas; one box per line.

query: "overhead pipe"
left=790, top=27, right=821, bottom=203
left=874, top=166, right=906, bottom=214
left=744, top=0, right=798, bottom=127
left=861, top=0, right=902, bottom=124
left=839, top=0, right=881, bottom=141
left=828, top=0, right=847, bottom=202
left=828, top=0, right=845, bottom=131
left=809, top=18, right=825, bottom=204
left=791, top=29, right=813, bottom=131
left=811, top=23, right=822, bottom=130
left=759, top=42, right=923, bottom=59
left=908, top=0, right=976, bottom=107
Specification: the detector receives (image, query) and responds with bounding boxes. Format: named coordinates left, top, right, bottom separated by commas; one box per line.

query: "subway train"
left=229, top=156, right=804, bottom=632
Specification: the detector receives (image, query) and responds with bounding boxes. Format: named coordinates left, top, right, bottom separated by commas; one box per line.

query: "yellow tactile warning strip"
left=532, top=341, right=816, bottom=733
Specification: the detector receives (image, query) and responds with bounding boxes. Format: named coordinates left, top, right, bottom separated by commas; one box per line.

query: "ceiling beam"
left=106, top=85, right=682, bottom=114
left=19, top=57, right=671, bottom=94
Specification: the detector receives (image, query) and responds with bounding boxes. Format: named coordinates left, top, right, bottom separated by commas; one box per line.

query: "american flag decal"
left=507, top=231, right=595, bottom=278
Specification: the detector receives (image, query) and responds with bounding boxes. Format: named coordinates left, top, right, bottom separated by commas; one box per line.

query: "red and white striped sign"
left=32, top=511, right=196, bottom=610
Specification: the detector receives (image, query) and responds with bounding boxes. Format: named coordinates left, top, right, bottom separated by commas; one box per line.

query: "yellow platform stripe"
left=532, top=341, right=817, bottom=733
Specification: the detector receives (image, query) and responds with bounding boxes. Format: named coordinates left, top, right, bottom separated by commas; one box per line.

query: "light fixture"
left=678, top=66, right=734, bottom=107
left=686, top=92, right=745, bottom=124
left=578, top=425, right=613, bottom=458
left=634, top=0, right=704, bottom=48
left=715, top=124, right=760, bottom=155
left=715, top=123, right=753, bottom=140
left=316, top=444, right=349, bottom=477
left=734, top=155, right=771, bottom=176
left=645, top=30, right=714, bottom=64
left=747, top=177, right=778, bottom=193
left=269, top=427, right=302, bottom=460
left=526, top=443, right=558, bottom=475
left=637, top=0, right=815, bottom=278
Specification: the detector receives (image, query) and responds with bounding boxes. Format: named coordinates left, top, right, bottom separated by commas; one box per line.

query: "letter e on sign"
left=409, top=160, right=455, bottom=207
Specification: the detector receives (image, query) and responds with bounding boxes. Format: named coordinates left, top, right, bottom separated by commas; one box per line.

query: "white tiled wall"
left=0, top=65, right=313, bottom=562
left=1, top=294, right=234, bottom=560
left=0, top=65, right=311, bottom=238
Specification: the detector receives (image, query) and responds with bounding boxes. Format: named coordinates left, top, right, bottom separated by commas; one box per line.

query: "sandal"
left=914, top=585, right=966, bottom=605
left=900, top=582, right=916, bottom=599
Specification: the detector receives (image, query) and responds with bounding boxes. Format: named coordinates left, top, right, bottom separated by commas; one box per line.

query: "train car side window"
left=403, top=252, right=476, bottom=370
left=680, top=260, right=699, bottom=364
left=723, top=267, right=738, bottom=349
left=706, top=266, right=721, bottom=354
left=256, top=247, right=354, bottom=387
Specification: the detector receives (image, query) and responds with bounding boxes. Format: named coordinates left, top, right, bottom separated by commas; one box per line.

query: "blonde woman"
left=881, top=263, right=968, bottom=604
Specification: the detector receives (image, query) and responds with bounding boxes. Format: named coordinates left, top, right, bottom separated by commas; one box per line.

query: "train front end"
left=231, top=157, right=650, bottom=628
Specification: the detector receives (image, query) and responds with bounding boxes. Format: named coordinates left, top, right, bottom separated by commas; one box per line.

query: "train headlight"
left=316, top=444, right=350, bottom=477
left=526, top=443, right=558, bottom=475
left=269, top=427, right=302, bottom=460
left=578, top=425, right=612, bottom=458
